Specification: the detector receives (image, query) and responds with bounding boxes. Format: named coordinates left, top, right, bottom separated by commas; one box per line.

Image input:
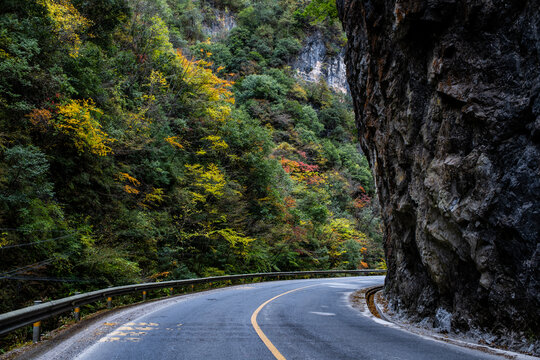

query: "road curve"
left=31, top=276, right=507, bottom=360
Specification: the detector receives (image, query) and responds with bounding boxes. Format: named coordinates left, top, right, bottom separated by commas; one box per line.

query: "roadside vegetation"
left=0, top=0, right=384, bottom=330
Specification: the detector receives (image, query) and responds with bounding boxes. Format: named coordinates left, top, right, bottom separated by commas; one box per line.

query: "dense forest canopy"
left=0, top=0, right=383, bottom=315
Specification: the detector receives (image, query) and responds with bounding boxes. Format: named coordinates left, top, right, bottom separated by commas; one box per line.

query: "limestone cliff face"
left=202, top=8, right=237, bottom=41
left=201, top=9, right=347, bottom=93
left=338, top=0, right=539, bottom=349
left=293, top=31, right=349, bottom=93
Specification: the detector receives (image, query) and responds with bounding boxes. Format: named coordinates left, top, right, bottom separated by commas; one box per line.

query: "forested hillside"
left=0, top=0, right=383, bottom=314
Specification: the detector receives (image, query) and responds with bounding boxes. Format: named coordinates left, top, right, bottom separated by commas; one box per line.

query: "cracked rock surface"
left=338, top=0, right=539, bottom=349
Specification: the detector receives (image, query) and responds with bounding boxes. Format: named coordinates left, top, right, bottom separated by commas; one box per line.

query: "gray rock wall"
left=293, top=31, right=348, bottom=93
left=202, top=8, right=236, bottom=41
left=338, top=0, right=539, bottom=351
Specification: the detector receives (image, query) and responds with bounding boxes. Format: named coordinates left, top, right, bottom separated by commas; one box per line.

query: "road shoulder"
left=349, top=288, right=537, bottom=360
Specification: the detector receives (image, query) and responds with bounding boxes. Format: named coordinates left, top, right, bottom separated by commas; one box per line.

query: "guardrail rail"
left=0, top=269, right=386, bottom=343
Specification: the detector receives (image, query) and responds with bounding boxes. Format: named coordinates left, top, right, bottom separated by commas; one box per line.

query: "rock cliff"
left=201, top=9, right=347, bottom=93
left=202, top=8, right=236, bottom=41
left=293, top=31, right=349, bottom=93
left=338, top=0, right=539, bottom=351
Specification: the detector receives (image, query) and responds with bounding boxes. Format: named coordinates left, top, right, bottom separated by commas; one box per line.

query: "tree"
left=302, top=0, right=338, bottom=24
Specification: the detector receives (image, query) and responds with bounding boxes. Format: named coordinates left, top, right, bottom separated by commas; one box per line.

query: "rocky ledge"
left=338, top=0, right=539, bottom=353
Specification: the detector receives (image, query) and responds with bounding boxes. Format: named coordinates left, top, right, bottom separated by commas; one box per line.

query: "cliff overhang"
left=338, top=0, right=540, bottom=354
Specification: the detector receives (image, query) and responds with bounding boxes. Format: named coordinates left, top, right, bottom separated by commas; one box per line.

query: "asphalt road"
left=32, top=276, right=509, bottom=360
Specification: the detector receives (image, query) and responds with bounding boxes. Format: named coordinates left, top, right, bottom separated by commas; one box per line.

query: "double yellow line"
left=250, top=285, right=317, bottom=360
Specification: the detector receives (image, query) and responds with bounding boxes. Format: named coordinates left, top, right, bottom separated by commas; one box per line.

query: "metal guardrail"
left=0, top=269, right=386, bottom=342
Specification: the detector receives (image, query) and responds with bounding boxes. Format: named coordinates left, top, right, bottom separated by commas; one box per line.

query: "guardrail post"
left=32, top=300, right=42, bottom=343
left=142, top=290, right=147, bottom=301
left=33, top=321, right=41, bottom=343
left=107, top=296, right=112, bottom=309
left=73, top=292, right=81, bottom=321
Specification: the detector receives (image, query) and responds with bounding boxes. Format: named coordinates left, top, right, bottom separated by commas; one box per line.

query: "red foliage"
left=354, top=193, right=371, bottom=209
left=280, top=158, right=326, bottom=185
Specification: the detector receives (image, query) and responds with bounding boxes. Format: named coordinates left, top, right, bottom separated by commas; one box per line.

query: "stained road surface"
left=38, top=276, right=508, bottom=359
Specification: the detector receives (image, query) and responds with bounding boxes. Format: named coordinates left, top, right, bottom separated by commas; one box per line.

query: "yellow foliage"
left=189, top=191, right=206, bottom=203
left=202, top=135, right=228, bottom=150
left=290, top=83, right=308, bottom=101
left=40, top=0, right=91, bottom=57
left=144, top=188, right=165, bottom=204
left=148, top=70, right=168, bottom=89
left=185, top=163, right=227, bottom=201
left=125, top=111, right=150, bottom=135
left=54, top=99, right=115, bottom=156
left=329, top=218, right=368, bottom=243
left=210, top=228, right=255, bottom=257
left=142, top=94, right=156, bottom=103
left=206, top=105, right=232, bottom=122
left=0, top=233, right=8, bottom=248
left=175, top=50, right=235, bottom=122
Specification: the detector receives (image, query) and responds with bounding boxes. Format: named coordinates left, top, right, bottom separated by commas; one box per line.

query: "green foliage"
left=81, top=246, right=141, bottom=285
left=0, top=145, right=54, bottom=210
left=238, top=75, right=286, bottom=102
left=0, top=0, right=383, bottom=317
left=272, top=37, right=302, bottom=65
left=302, top=0, right=338, bottom=24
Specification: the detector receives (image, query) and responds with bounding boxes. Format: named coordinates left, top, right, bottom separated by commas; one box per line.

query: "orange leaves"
left=176, top=50, right=233, bottom=100
left=117, top=172, right=140, bottom=194
left=26, top=108, right=52, bottom=131
left=284, top=196, right=296, bottom=208
left=116, top=173, right=163, bottom=208
left=148, top=271, right=170, bottom=280
left=164, top=136, right=184, bottom=149
left=117, top=172, right=141, bottom=186
left=123, top=184, right=140, bottom=194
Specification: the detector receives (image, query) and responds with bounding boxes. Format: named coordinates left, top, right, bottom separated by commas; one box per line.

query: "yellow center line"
left=251, top=285, right=318, bottom=360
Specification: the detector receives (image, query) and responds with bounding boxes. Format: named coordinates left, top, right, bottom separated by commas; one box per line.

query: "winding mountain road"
left=29, top=276, right=511, bottom=359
